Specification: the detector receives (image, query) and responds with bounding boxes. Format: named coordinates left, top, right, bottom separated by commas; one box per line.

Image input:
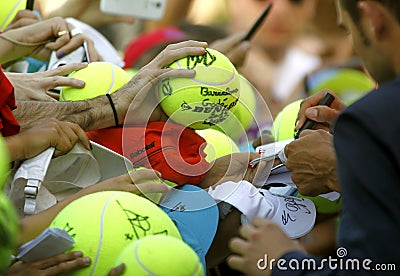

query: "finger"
left=64, top=122, right=90, bottom=150
left=210, top=32, right=245, bottom=52
left=228, top=237, right=249, bottom=255
left=238, top=224, right=257, bottom=240
left=296, top=90, right=336, bottom=130
left=42, top=76, right=85, bottom=90
left=224, top=41, right=250, bottom=68
left=226, top=255, right=247, bottom=272
left=304, top=106, right=341, bottom=126
left=37, top=251, right=85, bottom=269
left=52, top=121, right=77, bottom=156
left=85, top=39, right=102, bottom=62
left=30, top=92, right=58, bottom=102
left=42, top=62, right=88, bottom=77
left=55, top=35, right=87, bottom=58
left=43, top=257, right=91, bottom=276
left=146, top=41, right=208, bottom=69
left=252, top=217, right=273, bottom=228
left=107, top=263, right=126, bottom=276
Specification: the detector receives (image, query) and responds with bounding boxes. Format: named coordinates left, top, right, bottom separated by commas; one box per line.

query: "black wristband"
left=106, top=93, right=119, bottom=127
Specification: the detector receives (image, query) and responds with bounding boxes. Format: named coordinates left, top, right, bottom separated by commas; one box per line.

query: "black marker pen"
left=294, top=92, right=335, bottom=139
left=241, top=4, right=273, bottom=42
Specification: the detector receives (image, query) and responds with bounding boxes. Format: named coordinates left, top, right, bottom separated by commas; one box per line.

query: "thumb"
left=305, top=106, right=340, bottom=126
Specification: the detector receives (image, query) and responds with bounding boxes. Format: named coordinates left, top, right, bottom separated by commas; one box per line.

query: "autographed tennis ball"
left=60, top=62, right=131, bottom=101
left=114, top=235, right=203, bottom=276
left=212, top=74, right=257, bottom=139
left=0, top=194, right=18, bottom=274
left=49, top=191, right=181, bottom=276
left=0, top=0, right=27, bottom=30
left=272, top=100, right=302, bottom=141
left=0, top=135, right=10, bottom=190
left=158, top=48, right=240, bottom=129
left=196, top=129, right=240, bottom=162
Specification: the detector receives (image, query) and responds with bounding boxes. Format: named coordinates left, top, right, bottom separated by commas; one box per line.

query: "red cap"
left=87, top=122, right=210, bottom=185
left=123, top=27, right=187, bottom=69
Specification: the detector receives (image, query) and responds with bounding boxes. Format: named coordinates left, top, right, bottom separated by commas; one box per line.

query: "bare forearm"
left=14, top=95, right=118, bottom=131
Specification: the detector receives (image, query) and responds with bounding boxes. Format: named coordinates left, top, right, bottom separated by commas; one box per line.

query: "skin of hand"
left=6, top=63, right=88, bottom=101
left=227, top=217, right=301, bottom=276
left=284, top=129, right=340, bottom=196
left=107, top=264, right=125, bottom=276
left=0, top=17, right=101, bottom=64
left=117, top=40, right=208, bottom=126
left=198, top=152, right=273, bottom=189
left=296, top=90, right=347, bottom=132
left=4, top=10, right=40, bottom=31
left=18, top=169, right=170, bottom=245
left=210, top=33, right=251, bottom=68
left=4, top=119, right=90, bottom=161
left=4, top=251, right=91, bottom=276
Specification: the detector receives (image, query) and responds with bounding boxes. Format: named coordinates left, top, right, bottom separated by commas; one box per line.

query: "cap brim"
left=262, top=191, right=316, bottom=239
left=159, top=185, right=219, bottom=265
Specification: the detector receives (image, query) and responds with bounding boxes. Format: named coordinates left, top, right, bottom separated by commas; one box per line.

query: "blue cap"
left=159, top=185, right=219, bottom=271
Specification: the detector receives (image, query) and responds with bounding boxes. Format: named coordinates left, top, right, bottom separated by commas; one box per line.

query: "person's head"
left=228, top=0, right=317, bottom=52
left=335, top=0, right=400, bottom=83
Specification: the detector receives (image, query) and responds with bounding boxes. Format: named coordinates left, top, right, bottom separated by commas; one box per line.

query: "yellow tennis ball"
left=60, top=62, right=132, bottom=101
left=114, top=235, right=203, bottom=276
left=50, top=191, right=181, bottom=276
left=158, top=48, right=240, bottom=130
left=0, top=135, right=11, bottom=191
left=0, top=0, right=27, bottom=30
left=212, top=74, right=257, bottom=139
left=196, top=129, right=240, bottom=162
left=272, top=100, right=302, bottom=141
left=0, top=193, right=19, bottom=274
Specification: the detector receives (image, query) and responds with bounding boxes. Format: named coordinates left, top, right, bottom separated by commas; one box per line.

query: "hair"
left=341, top=0, right=400, bottom=24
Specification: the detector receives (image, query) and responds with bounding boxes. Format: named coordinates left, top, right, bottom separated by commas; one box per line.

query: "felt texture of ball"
left=60, top=62, right=131, bottom=101
left=49, top=191, right=181, bottom=276
left=0, top=135, right=10, bottom=190
left=272, top=100, right=301, bottom=142
left=114, top=235, right=204, bottom=276
left=0, top=193, right=18, bottom=274
left=158, top=48, right=240, bottom=129
left=212, top=74, right=256, bottom=139
left=196, top=129, right=240, bottom=162
left=0, top=0, right=27, bottom=30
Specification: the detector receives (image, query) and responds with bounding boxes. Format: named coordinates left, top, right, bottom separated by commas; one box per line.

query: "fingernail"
left=74, top=251, right=83, bottom=257
left=305, top=108, right=318, bottom=119
left=57, top=52, right=65, bottom=58
left=83, top=257, right=91, bottom=263
left=295, top=120, right=300, bottom=129
left=78, top=80, right=85, bottom=87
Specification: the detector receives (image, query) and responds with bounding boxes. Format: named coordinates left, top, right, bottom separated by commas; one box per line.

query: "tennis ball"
left=212, top=74, right=257, bottom=139
left=0, top=193, right=19, bottom=274
left=60, top=62, right=132, bottom=101
left=0, top=135, right=10, bottom=191
left=0, top=0, right=27, bottom=30
left=272, top=100, right=302, bottom=141
left=196, top=129, right=240, bottom=162
left=50, top=191, right=181, bottom=276
left=158, top=48, right=240, bottom=130
left=308, top=68, right=375, bottom=105
left=114, top=235, right=203, bottom=276
left=297, top=193, right=342, bottom=214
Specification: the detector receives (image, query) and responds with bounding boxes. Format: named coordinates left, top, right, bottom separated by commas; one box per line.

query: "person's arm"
left=5, top=119, right=90, bottom=160
left=19, top=170, right=170, bottom=245
left=13, top=40, right=208, bottom=131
